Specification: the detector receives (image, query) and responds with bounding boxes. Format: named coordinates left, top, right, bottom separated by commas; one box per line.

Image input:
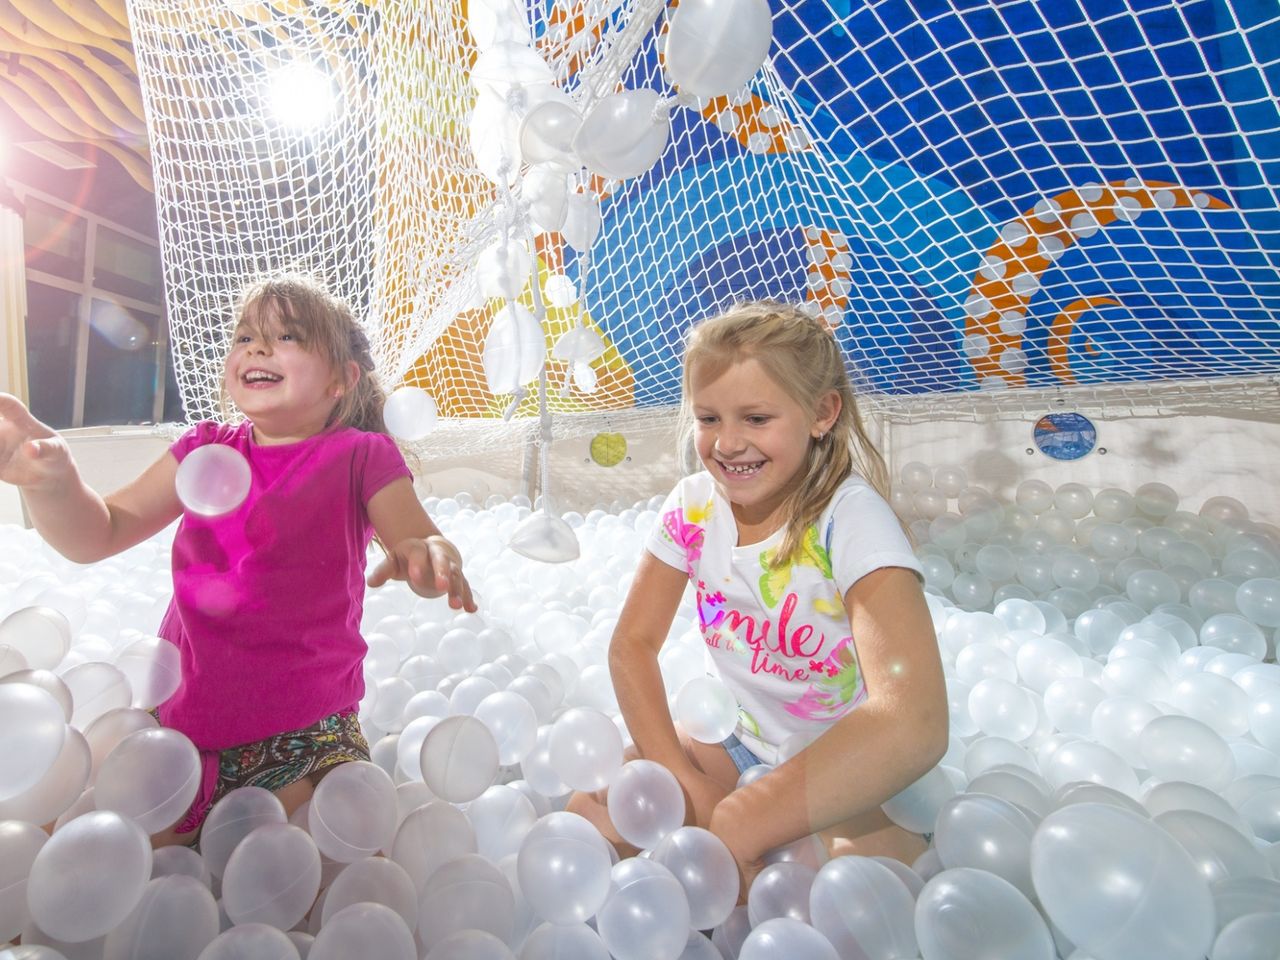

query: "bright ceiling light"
left=264, top=61, right=336, bottom=130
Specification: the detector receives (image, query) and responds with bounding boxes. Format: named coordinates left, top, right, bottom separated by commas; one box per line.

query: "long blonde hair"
left=681, top=301, right=888, bottom=566
left=224, top=273, right=388, bottom=435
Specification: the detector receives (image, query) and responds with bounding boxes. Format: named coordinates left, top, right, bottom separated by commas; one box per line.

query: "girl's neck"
left=250, top=420, right=335, bottom=446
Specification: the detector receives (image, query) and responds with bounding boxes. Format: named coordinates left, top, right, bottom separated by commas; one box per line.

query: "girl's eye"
left=747, top=415, right=770, bottom=425
left=695, top=416, right=717, bottom=425
left=278, top=333, right=294, bottom=342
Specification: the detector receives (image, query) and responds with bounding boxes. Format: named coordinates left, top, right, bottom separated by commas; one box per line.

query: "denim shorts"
left=721, top=732, right=765, bottom=775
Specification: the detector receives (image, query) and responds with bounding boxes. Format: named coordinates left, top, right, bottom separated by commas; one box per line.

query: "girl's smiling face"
left=224, top=302, right=348, bottom=444
left=691, top=355, right=837, bottom=535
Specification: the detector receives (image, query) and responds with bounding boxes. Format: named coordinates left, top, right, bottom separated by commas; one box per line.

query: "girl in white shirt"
left=570, top=301, right=947, bottom=893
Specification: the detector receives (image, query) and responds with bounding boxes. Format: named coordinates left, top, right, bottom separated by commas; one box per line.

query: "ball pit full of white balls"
left=2, top=469, right=1280, bottom=960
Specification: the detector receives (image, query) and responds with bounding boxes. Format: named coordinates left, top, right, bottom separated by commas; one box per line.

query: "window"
left=83, top=299, right=161, bottom=425
left=23, top=197, right=86, bottom=282
left=95, top=226, right=163, bottom=302
left=23, top=283, right=79, bottom=428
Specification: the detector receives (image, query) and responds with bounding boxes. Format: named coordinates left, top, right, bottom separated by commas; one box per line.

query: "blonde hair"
left=224, top=273, right=388, bottom=435
left=680, top=300, right=888, bottom=567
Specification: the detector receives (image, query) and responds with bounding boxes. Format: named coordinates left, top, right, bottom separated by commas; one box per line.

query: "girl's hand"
left=367, top=534, right=477, bottom=611
left=676, top=765, right=731, bottom=830
left=0, top=394, right=70, bottom=490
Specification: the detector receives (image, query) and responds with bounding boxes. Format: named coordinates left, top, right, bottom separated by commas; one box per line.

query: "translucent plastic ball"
left=747, top=860, right=814, bottom=926
left=0, top=606, right=71, bottom=671
left=673, top=676, right=739, bottom=744
left=0, top=725, right=90, bottom=826
left=1248, top=687, right=1280, bottom=753
left=1090, top=696, right=1161, bottom=766
left=975, top=545, right=1018, bottom=583
left=420, top=714, right=500, bottom=803
left=0, top=682, right=66, bottom=802
left=520, top=922, right=610, bottom=960
left=1200, top=614, right=1267, bottom=660
left=26, top=810, right=152, bottom=943
left=1142, top=713, right=1236, bottom=787
left=934, top=793, right=1036, bottom=897
left=1015, top=479, right=1054, bottom=515
left=113, top=635, right=182, bottom=710
left=418, top=854, right=514, bottom=952
left=95, top=726, right=202, bottom=834
left=1043, top=677, right=1106, bottom=736
left=1236, top=578, right=1280, bottom=627
left=0, top=820, right=47, bottom=943
left=1045, top=739, right=1140, bottom=798
left=319, top=856, right=417, bottom=932
left=738, top=917, right=840, bottom=960
left=1170, top=673, right=1250, bottom=738
left=472, top=690, right=539, bottom=765
left=548, top=707, right=624, bottom=792
left=465, top=785, right=539, bottom=862
left=1031, top=803, right=1214, bottom=960
left=1210, top=912, right=1280, bottom=960
left=192, top=922, right=301, bottom=960
left=101, top=874, right=220, bottom=960
left=916, top=867, right=1054, bottom=960
left=1054, top=482, right=1094, bottom=520
left=900, top=461, right=932, bottom=492
left=520, top=724, right=570, bottom=799
left=63, top=661, right=133, bottom=730
left=389, top=801, right=477, bottom=896
left=1093, top=488, right=1136, bottom=522
left=968, top=678, right=1038, bottom=741
left=881, top=765, right=956, bottom=835
left=1126, top=568, right=1181, bottom=610
left=1152, top=809, right=1271, bottom=886
left=516, top=811, right=613, bottom=925
left=1135, top=482, right=1179, bottom=519
left=424, top=929, right=516, bottom=959
left=309, top=760, right=398, bottom=862
left=651, top=826, right=739, bottom=930
left=383, top=387, right=438, bottom=442
left=175, top=444, right=252, bottom=516
left=606, top=758, right=686, bottom=850
left=809, top=856, right=917, bottom=960
left=596, top=857, right=691, bottom=960
left=220, top=823, right=321, bottom=931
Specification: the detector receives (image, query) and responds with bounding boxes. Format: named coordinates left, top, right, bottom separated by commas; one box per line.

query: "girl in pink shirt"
left=0, top=273, right=474, bottom=845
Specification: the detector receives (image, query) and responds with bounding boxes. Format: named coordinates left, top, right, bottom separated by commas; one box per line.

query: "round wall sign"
left=1032, top=412, right=1097, bottom=461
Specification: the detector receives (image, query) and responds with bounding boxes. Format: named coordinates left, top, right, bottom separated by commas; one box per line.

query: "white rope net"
left=128, top=0, right=1280, bottom=452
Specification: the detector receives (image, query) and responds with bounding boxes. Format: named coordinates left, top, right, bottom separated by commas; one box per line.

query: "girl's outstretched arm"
left=610, top=552, right=731, bottom=825
left=0, top=394, right=182, bottom=563
left=366, top=476, right=476, bottom=612
left=709, top=566, right=948, bottom=881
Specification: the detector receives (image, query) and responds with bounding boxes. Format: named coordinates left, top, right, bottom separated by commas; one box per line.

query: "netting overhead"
left=129, top=0, right=1280, bottom=434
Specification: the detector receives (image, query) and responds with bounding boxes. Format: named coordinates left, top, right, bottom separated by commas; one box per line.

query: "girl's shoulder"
left=821, top=474, right=901, bottom=530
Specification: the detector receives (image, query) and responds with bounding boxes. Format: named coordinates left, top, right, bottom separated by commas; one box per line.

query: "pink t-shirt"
left=157, top=420, right=411, bottom=751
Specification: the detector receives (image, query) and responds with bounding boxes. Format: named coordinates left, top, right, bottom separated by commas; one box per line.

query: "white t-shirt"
left=647, top=471, right=922, bottom=764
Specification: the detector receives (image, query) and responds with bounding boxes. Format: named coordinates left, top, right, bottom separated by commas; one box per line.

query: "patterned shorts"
left=210, top=710, right=370, bottom=803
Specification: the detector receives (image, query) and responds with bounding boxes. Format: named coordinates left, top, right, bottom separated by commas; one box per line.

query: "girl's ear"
left=342, top=360, right=360, bottom=390
left=813, top=389, right=842, bottom=438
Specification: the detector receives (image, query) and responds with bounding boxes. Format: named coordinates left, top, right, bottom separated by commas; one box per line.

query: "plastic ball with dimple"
left=174, top=444, right=251, bottom=516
